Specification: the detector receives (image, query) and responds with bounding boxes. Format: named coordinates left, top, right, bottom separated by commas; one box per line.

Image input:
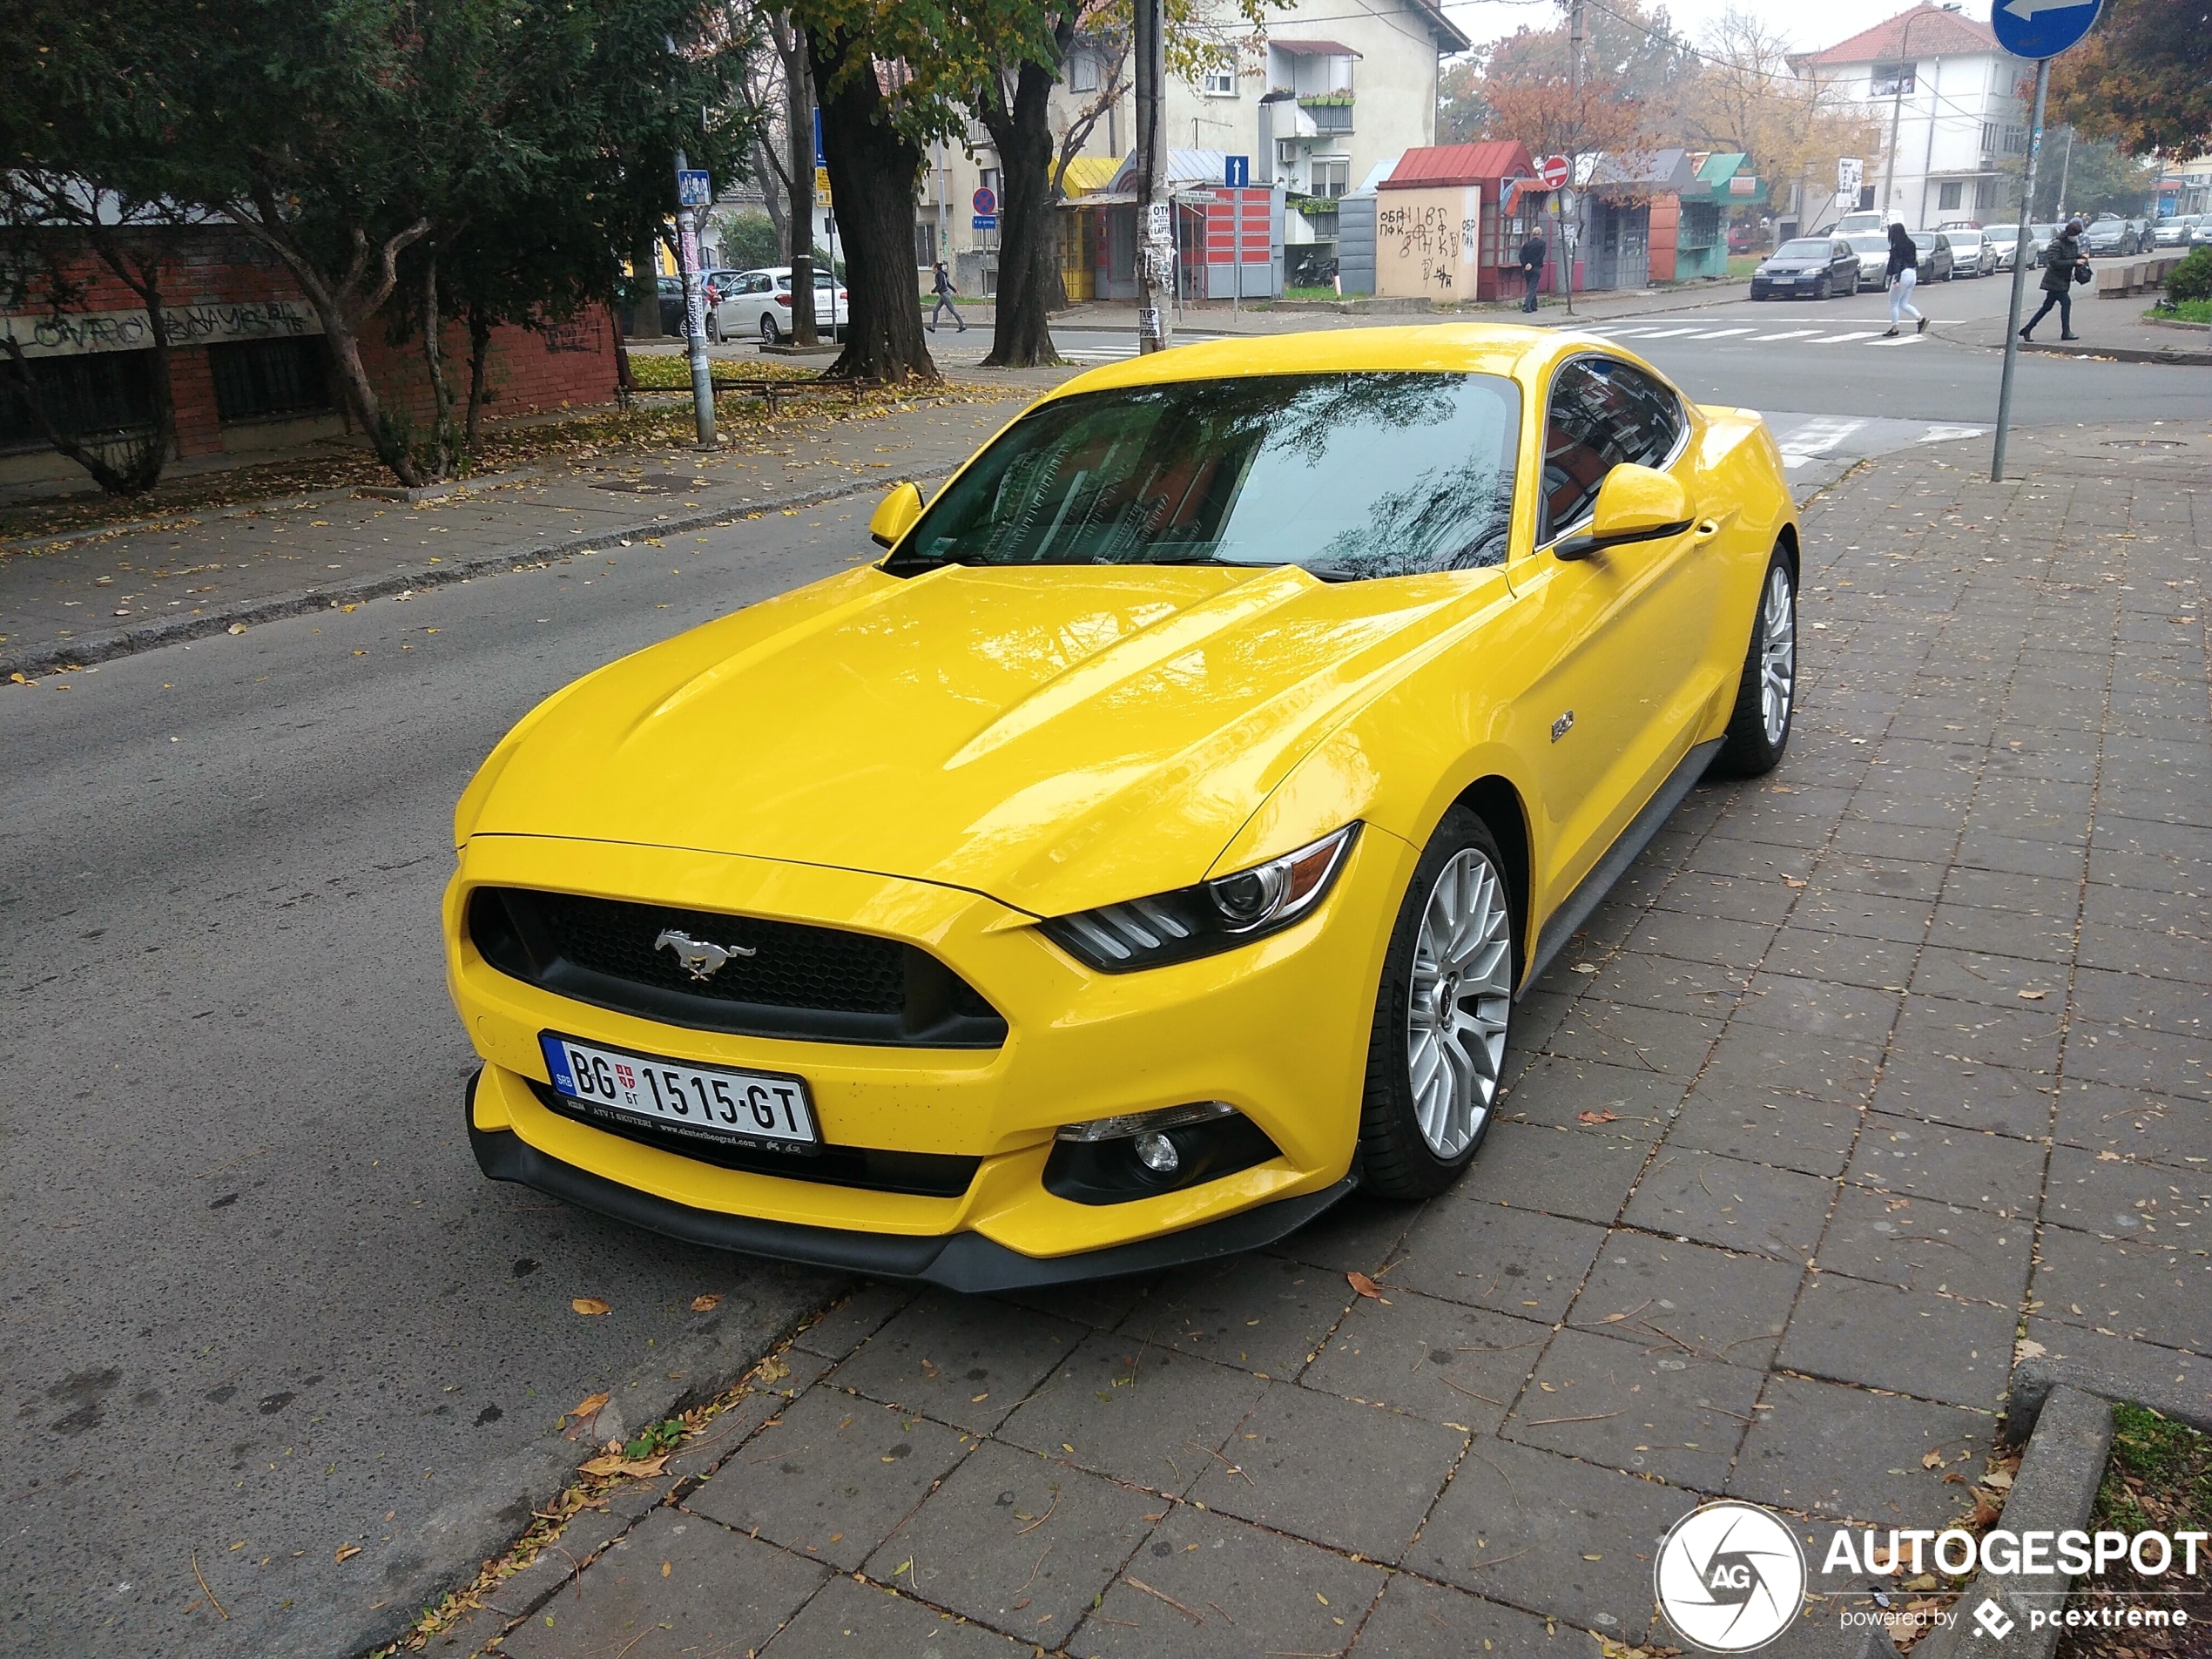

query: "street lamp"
left=1879, top=8, right=1936, bottom=223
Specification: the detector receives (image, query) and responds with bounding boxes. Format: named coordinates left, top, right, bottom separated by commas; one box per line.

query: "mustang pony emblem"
left=654, top=928, right=756, bottom=981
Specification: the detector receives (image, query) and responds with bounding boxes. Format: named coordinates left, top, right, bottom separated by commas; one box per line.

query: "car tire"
left=1812, top=276, right=1829, bottom=300
left=1711, top=545, right=1798, bottom=778
left=759, top=314, right=782, bottom=344
left=1357, top=807, right=1516, bottom=1201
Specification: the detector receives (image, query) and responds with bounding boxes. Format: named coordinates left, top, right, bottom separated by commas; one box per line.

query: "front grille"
left=469, top=887, right=1005, bottom=1048
left=528, top=1080, right=980, bottom=1197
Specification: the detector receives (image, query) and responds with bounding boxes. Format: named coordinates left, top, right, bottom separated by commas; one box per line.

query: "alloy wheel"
left=1406, top=848, right=1514, bottom=1159
left=1760, top=563, right=1796, bottom=746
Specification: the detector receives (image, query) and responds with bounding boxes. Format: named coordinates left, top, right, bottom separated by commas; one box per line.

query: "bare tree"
left=1050, top=20, right=1133, bottom=199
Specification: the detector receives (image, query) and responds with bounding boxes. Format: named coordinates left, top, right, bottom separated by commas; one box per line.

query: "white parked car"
left=1843, top=233, right=1892, bottom=291
left=712, top=267, right=849, bottom=344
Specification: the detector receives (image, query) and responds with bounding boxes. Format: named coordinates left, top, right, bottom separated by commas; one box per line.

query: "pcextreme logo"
left=1655, top=1501, right=1808, bottom=1652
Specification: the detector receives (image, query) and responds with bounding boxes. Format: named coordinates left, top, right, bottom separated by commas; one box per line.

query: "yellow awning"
left=1056, top=157, right=1123, bottom=199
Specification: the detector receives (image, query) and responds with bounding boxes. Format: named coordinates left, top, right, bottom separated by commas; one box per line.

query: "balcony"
left=1298, top=94, right=1354, bottom=134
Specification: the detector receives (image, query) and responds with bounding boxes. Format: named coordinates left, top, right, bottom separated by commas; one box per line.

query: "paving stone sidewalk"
left=0, top=381, right=1058, bottom=680
left=433, top=423, right=2209, bottom=1659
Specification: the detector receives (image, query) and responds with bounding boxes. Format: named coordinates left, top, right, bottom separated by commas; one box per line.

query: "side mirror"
left=869, top=481, right=924, bottom=550
left=1554, top=464, right=1693, bottom=561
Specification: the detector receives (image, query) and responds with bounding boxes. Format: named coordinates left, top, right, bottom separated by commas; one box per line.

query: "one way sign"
left=1990, top=0, right=2102, bottom=59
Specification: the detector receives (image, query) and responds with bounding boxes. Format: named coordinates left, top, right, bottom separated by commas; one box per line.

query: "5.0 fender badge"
left=1551, top=710, right=1575, bottom=743
left=655, top=928, right=757, bottom=980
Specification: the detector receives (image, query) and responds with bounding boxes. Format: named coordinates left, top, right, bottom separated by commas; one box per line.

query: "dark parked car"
left=1916, top=231, right=1956, bottom=282
left=2080, top=215, right=2137, bottom=257
left=1749, top=236, right=1860, bottom=300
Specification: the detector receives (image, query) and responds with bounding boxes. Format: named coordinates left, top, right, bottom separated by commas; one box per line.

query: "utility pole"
left=2054, top=125, right=2074, bottom=219
left=1991, top=59, right=2047, bottom=482
left=1133, top=0, right=1172, bottom=353
left=1880, top=11, right=1925, bottom=221
left=1560, top=0, right=1582, bottom=315
left=673, top=150, right=717, bottom=448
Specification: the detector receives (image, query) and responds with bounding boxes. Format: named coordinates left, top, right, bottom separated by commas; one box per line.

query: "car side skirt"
left=467, top=1076, right=1356, bottom=1292
left=1520, top=736, right=1725, bottom=998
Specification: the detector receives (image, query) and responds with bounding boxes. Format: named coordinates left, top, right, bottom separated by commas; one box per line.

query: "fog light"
left=1132, top=1131, right=1181, bottom=1175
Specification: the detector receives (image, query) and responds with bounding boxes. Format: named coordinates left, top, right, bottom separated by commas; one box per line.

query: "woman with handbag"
left=2020, top=219, right=2088, bottom=341
left=1882, top=223, right=1925, bottom=338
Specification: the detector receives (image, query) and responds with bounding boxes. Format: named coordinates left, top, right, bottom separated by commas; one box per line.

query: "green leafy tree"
left=2048, top=0, right=2212, bottom=158
left=718, top=210, right=786, bottom=269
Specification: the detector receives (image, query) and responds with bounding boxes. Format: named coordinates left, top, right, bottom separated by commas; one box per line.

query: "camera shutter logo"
left=1655, top=1501, right=1807, bottom=1651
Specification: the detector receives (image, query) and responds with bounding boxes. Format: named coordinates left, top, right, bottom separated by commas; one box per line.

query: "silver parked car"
left=1983, top=224, right=2024, bottom=270
left=2151, top=216, right=2198, bottom=248
left=1941, top=227, right=1996, bottom=276
left=1844, top=233, right=1892, bottom=291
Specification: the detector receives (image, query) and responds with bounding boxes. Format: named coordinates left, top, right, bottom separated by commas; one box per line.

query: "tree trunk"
left=810, top=25, right=937, bottom=383
left=608, top=301, right=635, bottom=404
left=420, top=251, right=456, bottom=480
left=976, top=51, right=1065, bottom=368
left=631, top=232, right=663, bottom=339
left=0, top=337, right=167, bottom=496
left=781, top=19, right=819, bottom=347
left=464, top=300, right=493, bottom=457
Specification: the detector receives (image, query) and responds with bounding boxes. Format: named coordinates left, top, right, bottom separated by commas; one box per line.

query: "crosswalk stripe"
left=1629, top=326, right=1709, bottom=338
left=1747, top=330, right=1822, bottom=341
left=1807, top=330, right=1886, bottom=344
left=1686, top=327, right=1757, bottom=340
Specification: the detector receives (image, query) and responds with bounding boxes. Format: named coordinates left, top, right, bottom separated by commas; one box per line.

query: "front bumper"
left=469, top=1075, right=1355, bottom=1290
left=448, top=829, right=1413, bottom=1275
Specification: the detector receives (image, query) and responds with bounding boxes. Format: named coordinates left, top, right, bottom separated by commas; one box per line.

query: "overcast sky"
left=1432, top=0, right=1993, bottom=63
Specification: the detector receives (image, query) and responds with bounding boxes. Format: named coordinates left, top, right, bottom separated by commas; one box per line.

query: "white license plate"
left=539, top=1033, right=819, bottom=1154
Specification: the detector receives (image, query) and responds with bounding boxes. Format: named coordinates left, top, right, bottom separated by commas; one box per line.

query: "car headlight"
left=1037, top=824, right=1359, bottom=973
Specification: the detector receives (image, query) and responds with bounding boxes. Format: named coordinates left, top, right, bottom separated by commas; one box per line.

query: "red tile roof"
left=1802, top=3, right=2000, bottom=65
left=1380, top=141, right=1536, bottom=190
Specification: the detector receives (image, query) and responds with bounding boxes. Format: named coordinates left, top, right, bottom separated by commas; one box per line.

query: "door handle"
left=1694, top=518, right=1722, bottom=541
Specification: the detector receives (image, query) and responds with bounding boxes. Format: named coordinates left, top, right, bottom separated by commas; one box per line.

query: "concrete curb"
left=1927, top=321, right=2212, bottom=367
left=1915, top=1386, right=2114, bottom=1659
left=0, top=469, right=911, bottom=681
left=2009, top=1354, right=2212, bottom=1440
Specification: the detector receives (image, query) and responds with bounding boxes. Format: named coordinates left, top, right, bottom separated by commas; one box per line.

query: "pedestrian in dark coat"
left=1518, top=228, right=1548, bottom=313
left=1882, top=222, right=1924, bottom=336
left=2020, top=219, right=2087, bottom=341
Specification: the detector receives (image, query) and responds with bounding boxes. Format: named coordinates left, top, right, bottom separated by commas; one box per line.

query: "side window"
left=1540, top=358, right=1686, bottom=538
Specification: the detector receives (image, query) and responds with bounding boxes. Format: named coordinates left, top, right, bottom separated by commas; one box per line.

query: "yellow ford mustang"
left=447, top=325, right=1798, bottom=1291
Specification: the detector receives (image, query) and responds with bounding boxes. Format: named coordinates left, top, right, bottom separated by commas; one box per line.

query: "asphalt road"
left=2, top=511, right=873, bottom=1657
left=10, top=308, right=2212, bottom=1659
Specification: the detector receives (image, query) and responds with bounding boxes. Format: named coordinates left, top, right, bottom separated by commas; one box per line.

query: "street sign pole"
left=1986, top=0, right=2102, bottom=482
left=1991, top=57, right=2048, bottom=482
left=1133, top=0, right=1171, bottom=353
left=673, top=152, right=716, bottom=448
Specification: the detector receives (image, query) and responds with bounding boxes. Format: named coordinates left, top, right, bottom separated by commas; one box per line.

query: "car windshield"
left=1950, top=232, right=1982, bottom=246
left=1986, top=226, right=2018, bottom=242
left=1773, top=240, right=1831, bottom=260
left=890, top=372, right=1521, bottom=582
left=1846, top=235, right=1888, bottom=253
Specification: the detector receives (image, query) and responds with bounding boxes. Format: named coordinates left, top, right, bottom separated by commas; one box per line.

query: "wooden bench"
left=707, top=374, right=881, bottom=415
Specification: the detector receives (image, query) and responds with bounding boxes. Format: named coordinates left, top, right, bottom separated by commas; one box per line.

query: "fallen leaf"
left=1985, top=1467, right=2015, bottom=1491
left=1347, top=1271, right=1384, bottom=1299
left=755, top=1355, right=789, bottom=1383
left=690, top=1293, right=722, bottom=1312
left=226, top=622, right=247, bottom=635
left=1573, top=961, right=1598, bottom=974
left=578, top=1453, right=669, bottom=1479
left=9, top=671, right=26, bottom=684
left=2095, top=1151, right=2121, bottom=1163
left=569, top=1391, right=610, bottom=1419
left=1904, top=1574, right=1939, bottom=1591
left=334, top=1544, right=361, bottom=1562
left=2013, top=1339, right=2047, bottom=1362
left=662, top=1561, right=671, bottom=1578
left=1577, top=1109, right=1619, bottom=1125
left=1781, top=875, right=1807, bottom=889
left=1921, top=1449, right=1945, bottom=1469
left=2016, top=989, right=2046, bottom=1001
left=572, top=1297, right=611, bottom=1316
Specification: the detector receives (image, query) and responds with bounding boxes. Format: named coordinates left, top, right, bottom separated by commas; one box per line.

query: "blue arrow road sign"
left=1990, top=0, right=2103, bottom=60
left=1224, top=155, right=1251, bottom=188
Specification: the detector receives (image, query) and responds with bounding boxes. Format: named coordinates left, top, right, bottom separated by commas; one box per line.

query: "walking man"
left=2020, top=219, right=2087, bottom=341
left=1518, top=226, right=1548, bottom=314
left=1882, top=222, right=1925, bottom=338
left=927, top=261, right=965, bottom=333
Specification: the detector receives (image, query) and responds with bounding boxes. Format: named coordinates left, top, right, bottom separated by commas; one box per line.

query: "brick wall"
left=3, top=228, right=618, bottom=463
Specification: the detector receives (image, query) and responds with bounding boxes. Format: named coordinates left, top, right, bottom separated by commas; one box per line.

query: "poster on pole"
left=677, top=170, right=712, bottom=208
left=1837, top=157, right=1864, bottom=199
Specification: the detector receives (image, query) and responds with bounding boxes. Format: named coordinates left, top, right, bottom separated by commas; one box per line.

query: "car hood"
left=469, top=561, right=1502, bottom=915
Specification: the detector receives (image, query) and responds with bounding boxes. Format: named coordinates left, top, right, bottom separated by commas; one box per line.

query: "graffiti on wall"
left=541, top=318, right=598, bottom=354
left=1375, top=187, right=1484, bottom=301
left=2, top=299, right=322, bottom=359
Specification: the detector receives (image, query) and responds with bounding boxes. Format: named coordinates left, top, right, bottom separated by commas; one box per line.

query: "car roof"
left=1047, top=325, right=1599, bottom=401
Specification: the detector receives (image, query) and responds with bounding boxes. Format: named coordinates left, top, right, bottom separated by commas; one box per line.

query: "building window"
left=1070, top=51, right=1098, bottom=93
left=2003, top=125, right=2027, bottom=153
left=1979, top=122, right=1997, bottom=153
left=1311, top=157, right=1350, bottom=199
left=1975, top=178, right=2000, bottom=210
left=209, top=337, right=331, bottom=422
left=1937, top=181, right=1963, bottom=212
left=1202, top=67, right=1236, bottom=97
left=0, top=348, right=157, bottom=451
left=1869, top=61, right=1916, bottom=97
